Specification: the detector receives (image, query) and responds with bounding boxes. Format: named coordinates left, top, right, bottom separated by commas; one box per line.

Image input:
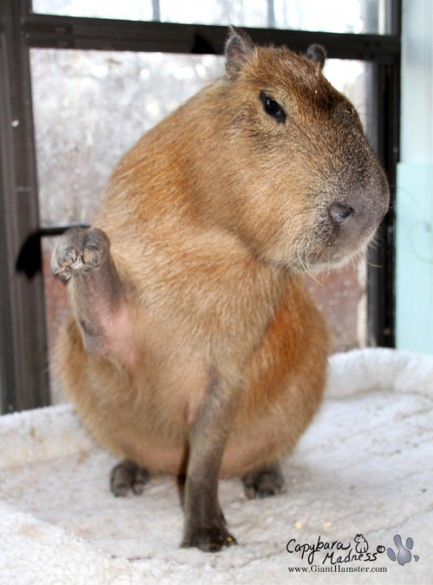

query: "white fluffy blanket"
left=0, top=349, right=432, bottom=585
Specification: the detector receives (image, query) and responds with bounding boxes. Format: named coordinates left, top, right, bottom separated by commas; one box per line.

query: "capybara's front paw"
left=181, top=523, right=237, bottom=553
left=51, top=227, right=110, bottom=282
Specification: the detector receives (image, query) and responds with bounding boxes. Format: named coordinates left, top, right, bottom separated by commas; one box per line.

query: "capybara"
left=51, top=27, right=389, bottom=552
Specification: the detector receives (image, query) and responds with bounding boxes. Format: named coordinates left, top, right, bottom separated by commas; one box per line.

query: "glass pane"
left=32, top=0, right=154, bottom=20
left=31, top=50, right=223, bottom=226
left=159, top=0, right=268, bottom=27
left=274, top=0, right=392, bottom=34
left=32, top=0, right=393, bottom=34
left=32, top=49, right=373, bottom=401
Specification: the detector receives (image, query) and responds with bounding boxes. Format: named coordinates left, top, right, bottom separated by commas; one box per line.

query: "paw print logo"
left=387, top=535, right=420, bottom=566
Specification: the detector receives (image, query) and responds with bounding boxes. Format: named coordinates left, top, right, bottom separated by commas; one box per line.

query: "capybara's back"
left=52, top=28, right=389, bottom=552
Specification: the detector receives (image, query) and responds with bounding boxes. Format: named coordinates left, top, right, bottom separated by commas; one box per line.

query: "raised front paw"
left=51, top=227, right=110, bottom=282
left=181, top=523, right=237, bottom=553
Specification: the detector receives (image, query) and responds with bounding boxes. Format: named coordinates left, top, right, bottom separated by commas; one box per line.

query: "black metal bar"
left=367, top=54, right=400, bottom=348
left=391, top=0, right=402, bottom=37
left=21, top=14, right=400, bottom=62
left=0, top=135, right=14, bottom=414
left=365, top=0, right=401, bottom=347
left=0, top=0, right=50, bottom=412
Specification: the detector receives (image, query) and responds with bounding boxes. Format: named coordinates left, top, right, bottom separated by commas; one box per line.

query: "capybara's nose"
left=328, top=202, right=355, bottom=225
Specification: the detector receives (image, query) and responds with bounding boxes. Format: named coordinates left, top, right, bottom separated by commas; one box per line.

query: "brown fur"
left=52, top=28, right=389, bottom=551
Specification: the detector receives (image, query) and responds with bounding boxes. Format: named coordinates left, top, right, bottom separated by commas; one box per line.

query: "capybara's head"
left=196, top=28, right=390, bottom=273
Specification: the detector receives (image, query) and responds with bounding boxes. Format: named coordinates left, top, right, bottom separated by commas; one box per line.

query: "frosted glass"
left=32, top=0, right=393, bottom=34
left=31, top=50, right=223, bottom=226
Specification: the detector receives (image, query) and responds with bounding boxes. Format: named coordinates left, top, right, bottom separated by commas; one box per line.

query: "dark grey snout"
left=327, top=159, right=390, bottom=239
left=323, top=174, right=389, bottom=265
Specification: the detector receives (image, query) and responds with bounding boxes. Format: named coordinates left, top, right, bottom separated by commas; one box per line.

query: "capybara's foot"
left=110, top=459, right=151, bottom=497
left=242, top=461, right=285, bottom=499
left=51, top=227, right=110, bottom=282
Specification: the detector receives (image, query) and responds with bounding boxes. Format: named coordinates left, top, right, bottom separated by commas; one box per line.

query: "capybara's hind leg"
left=242, top=461, right=285, bottom=499
left=51, top=227, right=128, bottom=357
left=110, top=460, right=151, bottom=497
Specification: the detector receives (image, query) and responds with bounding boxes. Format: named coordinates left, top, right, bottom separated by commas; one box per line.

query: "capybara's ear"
left=225, top=26, right=255, bottom=80
left=306, top=44, right=327, bottom=71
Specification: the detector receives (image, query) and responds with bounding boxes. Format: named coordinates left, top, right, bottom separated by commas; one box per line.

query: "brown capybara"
left=51, top=28, right=389, bottom=552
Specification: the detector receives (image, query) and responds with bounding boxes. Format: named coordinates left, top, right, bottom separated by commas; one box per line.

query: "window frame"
left=0, top=0, right=401, bottom=412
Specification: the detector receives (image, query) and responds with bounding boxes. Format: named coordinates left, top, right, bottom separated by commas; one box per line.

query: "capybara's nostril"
left=329, top=202, right=355, bottom=224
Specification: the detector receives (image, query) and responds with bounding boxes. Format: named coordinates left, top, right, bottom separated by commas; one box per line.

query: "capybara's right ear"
left=306, top=44, right=327, bottom=71
left=225, top=26, right=254, bottom=80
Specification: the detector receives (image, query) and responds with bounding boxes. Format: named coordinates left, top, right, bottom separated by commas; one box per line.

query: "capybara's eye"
left=259, top=91, right=287, bottom=124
